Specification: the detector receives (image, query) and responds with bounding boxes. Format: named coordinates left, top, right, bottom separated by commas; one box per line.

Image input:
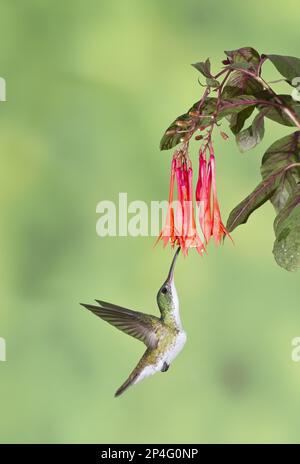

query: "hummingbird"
left=80, top=247, right=186, bottom=397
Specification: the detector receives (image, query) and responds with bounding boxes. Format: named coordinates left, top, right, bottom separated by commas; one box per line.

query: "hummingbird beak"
left=166, top=247, right=180, bottom=283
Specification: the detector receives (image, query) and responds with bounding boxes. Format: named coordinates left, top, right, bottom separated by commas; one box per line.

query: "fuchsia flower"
left=196, top=150, right=212, bottom=243
left=196, top=144, right=232, bottom=245
left=157, top=158, right=176, bottom=248
left=209, top=151, right=232, bottom=245
left=174, top=158, right=204, bottom=255
left=157, top=151, right=205, bottom=256
left=157, top=143, right=231, bottom=255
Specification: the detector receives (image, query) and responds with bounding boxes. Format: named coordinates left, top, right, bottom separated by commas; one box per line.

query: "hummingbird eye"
left=161, top=287, right=167, bottom=294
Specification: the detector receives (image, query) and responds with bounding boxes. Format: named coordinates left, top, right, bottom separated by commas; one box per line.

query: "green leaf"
left=261, top=131, right=300, bottom=178
left=267, top=54, right=300, bottom=84
left=225, top=47, right=260, bottom=68
left=206, top=77, right=219, bottom=88
left=160, top=94, right=260, bottom=151
left=274, top=183, right=300, bottom=229
left=224, top=72, right=263, bottom=97
left=235, top=110, right=266, bottom=152
left=228, top=106, right=255, bottom=135
left=273, top=184, right=300, bottom=271
left=160, top=98, right=217, bottom=151
left=262, top=95, right=300, bottom=127
left=227, top=62, right=252, bottom=70
left=192, top=58, right=212, bottom=78
left=159, top=112, right=194, bottom=151
left=226, top=169, right=284, bottom=232
left=223, top=48, right=262, bottom=97
left=189, top=97, right=217, bottom=111
left=221, top=85, right=240, bottom=99
left=261, top=131, right=300, bottom=212
left=218, top=95, right=258, bottom=118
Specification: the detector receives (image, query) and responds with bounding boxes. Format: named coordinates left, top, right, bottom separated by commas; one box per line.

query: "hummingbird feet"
left=161, top=362, right=170, bottom=372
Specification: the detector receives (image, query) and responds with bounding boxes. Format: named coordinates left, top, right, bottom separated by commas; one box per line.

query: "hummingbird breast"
left=161, top=330, right=187, bottom=366
left=133, top=328, right=187, bottom=387
left=114, top=319, right=186, bottom=396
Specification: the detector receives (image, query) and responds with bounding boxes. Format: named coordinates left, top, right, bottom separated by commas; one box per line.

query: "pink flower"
left=157, top=142, right=231, bottom=255
left=157, top=152, right=205, bottom=255
left=209, top=152, right=232, bottom=245
left=196, top=144, right=232, bottom=245
left=196, top=150, right=212, bottom=243
left=156, top=158, right=177, bottom=248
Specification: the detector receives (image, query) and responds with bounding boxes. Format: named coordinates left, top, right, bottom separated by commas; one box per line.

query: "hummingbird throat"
left=162, top=281, right=182, bottom=329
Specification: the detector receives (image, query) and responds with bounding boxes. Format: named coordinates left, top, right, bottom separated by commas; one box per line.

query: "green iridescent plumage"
left=80, top=247, right=186, bottom=397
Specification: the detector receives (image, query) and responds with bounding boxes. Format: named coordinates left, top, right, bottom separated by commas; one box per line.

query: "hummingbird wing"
left=80, top=300, right=159, bottom=349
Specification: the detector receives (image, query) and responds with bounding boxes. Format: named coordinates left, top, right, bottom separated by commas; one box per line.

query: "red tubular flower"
left=157, top=152, right=205, bottom=255
left=196, top=150, right=212, bottom=243
left=157, top=142, right=231, bottom=255
left=195, top=144, right=232, bottom=246
left=187, top=168, right=206, bottom=255
left=209, top=149, right=232, bottom=245
left=156, top=158, right=176, bottom=248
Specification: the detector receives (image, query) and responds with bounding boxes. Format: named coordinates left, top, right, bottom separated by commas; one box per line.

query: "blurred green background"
left=1, top=0, right=300, bottom=444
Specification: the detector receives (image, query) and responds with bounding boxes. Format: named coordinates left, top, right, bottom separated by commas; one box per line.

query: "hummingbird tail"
left=115, top=350, right=155, bottom=397
left=114, top=372, right=140, bottom=398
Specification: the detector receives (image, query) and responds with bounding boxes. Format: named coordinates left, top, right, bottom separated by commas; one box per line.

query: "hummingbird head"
left=157, top=247, right=180, bottom=314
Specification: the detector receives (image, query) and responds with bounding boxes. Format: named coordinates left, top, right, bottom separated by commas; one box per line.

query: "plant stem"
left=203, top=69, right=232, bottom=149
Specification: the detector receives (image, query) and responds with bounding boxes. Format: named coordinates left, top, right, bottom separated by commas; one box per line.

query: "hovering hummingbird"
left=80, top=247, right=186, bottom=397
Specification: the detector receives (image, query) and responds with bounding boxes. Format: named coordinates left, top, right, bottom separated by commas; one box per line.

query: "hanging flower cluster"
left=157, top=47, right=300, bottom=271
left=157, top=142, right=231, bottom=255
